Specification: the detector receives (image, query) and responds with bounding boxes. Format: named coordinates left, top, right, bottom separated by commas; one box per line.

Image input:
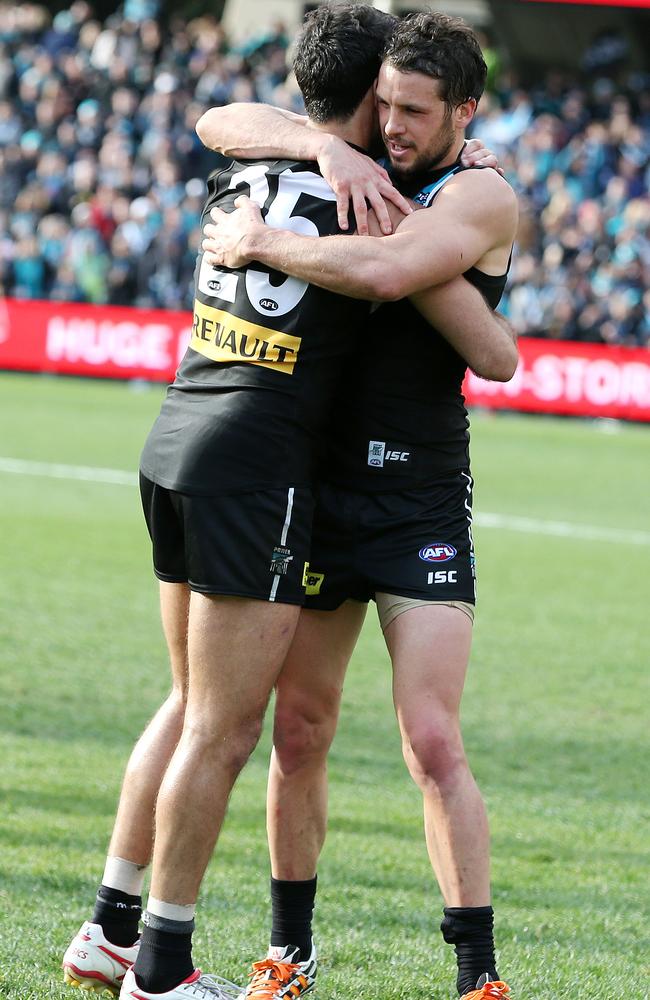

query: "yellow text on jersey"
left=191, top=299, right=301, bottom=375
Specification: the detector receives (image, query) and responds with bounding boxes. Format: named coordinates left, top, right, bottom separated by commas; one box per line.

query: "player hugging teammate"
left=63, top=6, right=518, bottom=1000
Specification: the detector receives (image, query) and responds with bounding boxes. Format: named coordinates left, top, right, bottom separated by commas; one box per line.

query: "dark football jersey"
left=140, top=157, right=368, bottom=494
left=324, top=161, right=510, bottom=492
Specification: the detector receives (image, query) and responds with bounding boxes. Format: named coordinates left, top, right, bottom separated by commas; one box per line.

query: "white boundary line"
left=1, top=456, right=648, bottom=547
left=0, top=457, right=137, bottom=486
left=474, top=511, right=650, bottom=547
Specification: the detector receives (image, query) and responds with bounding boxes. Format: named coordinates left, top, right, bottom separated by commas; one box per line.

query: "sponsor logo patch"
left=302, top=561, right=324, bottom=596
left=367, top=440, right=411, bottom=468
left=368, top=440, right=385, bottom=467
left=191, top=299, right=301, bottom=374
left=197, top=255, right=239, bottom=302
left=427, top=570, right=458, bottom=585
left=418, top=542, right=457, bottom=563
left=270, top=546, right=293, bottom=575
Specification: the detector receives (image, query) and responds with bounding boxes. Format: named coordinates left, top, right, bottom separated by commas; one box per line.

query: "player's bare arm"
left=196, top=104, right=501, bottom=236
left=196, top=102, right=411, bottom=235
left=363, top=200, right=517, bottom=382
left=196, top=103, right=311, bottom=159
left=413, top=279, right=518, bottom=382
left=202, top=168, right=518, bottom=299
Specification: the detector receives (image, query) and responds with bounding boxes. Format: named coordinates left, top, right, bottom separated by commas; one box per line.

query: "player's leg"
left=243, top=485, right=368, bottom=1000
left=63, top=483, right=191, bottom=994
left=385, top=603, right=498, bottom=996
left=368, top=475, right=507, bottom=997
left=269, top=602, right=367, bottom=883
left=108, top=582, right=190, bottom=868
left=131, top=593, right=301, bottom=995
left=129, top=486, right=311, bottom=998
left=241, top=602, right=366, bottom=997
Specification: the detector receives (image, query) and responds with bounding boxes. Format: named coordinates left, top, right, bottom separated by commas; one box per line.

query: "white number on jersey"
left=227, top=165, right=338, bottom=318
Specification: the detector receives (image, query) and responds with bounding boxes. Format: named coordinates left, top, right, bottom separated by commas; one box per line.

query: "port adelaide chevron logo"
left=418, top=542, right=457, bottom=563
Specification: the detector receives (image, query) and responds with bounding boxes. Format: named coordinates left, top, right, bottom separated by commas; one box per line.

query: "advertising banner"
left=464, top=337, right=650, bottom=421
left=1, top=298, right=649, bottom=421
left=0, top=298, right=191, bottom=382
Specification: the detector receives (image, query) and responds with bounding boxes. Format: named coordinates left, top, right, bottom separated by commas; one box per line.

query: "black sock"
left=440, top=906, right=498, bottom=996
left=270, top=876, right=317, bottom=962
left=92, top=886, right=142, bottom=947
left=133, top=921, right=194, bottom=993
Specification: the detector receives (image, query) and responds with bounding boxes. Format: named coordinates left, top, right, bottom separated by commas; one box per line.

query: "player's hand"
left=318, top=134, right=413, bottom=236
left=202, top=196, right=262, bottom=268
left=462, top=137, right=504, bottom=176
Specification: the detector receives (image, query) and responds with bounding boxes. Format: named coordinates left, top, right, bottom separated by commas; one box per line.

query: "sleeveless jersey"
left=324, top=161, right=510, bottom=492
left=140, top=156, right=368, bottom=495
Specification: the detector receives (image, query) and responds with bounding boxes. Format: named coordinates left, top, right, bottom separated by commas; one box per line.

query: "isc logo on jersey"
left=367, top=440, right=410, bottom=468
left=418, top=543, right=457, bottom=563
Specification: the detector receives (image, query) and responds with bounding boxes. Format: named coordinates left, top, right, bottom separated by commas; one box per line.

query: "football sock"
left=270, top=876, right=317, bottom=962
left=134, top=904, right=195, bottom=993
left=92, top=886, right=142, bottom=947
left=102, top=856, right=148, bottom=896
left=440, top=905, right=499, bottom=996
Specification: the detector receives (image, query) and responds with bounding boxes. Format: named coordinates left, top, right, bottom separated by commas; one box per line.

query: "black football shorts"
left=302, top=472, right=476, bottom=610
left=139, top=473, right=313, bottom=605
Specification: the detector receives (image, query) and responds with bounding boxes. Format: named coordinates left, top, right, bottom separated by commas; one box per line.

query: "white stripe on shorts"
left=461, top=471, right=476, bottom=602
left=269, top=487, right=295, bottom=602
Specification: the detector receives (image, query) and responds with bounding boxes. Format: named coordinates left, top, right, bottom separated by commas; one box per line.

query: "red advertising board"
left=464, top=338, right=650, bottom=421
left=1, top=298, right=649, bottom=421
left=0, top=298, right=191, bottom=383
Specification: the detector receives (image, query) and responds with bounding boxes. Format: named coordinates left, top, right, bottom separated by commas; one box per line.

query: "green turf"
left=1, top=373, right=649, bottom=999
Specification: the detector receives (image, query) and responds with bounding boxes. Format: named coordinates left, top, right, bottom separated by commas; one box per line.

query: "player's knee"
left=224, top=723, right=264, bottom=776
left=402, top=717, right=465, bottom=790
left=273, top=698, right=337, bottom=774
left=184, top=712, right=264, bottom=775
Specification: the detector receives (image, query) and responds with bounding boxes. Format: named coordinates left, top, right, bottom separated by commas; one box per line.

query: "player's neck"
left=307, top=90, right=375, bottom=152
left=307, top=117, right=369, bottom=152
left=436, top=136, right=467, bottom=170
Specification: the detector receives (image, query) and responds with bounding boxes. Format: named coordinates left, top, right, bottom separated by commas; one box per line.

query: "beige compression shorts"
left=375, top=593, right=475, bottom=632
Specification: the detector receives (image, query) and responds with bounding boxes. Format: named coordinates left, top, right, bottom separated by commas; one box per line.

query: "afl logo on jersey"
left=259, top=298, right=279, bottom=312
left=207, top=279, right=222, bottom=292
left=418, top=543, right=457, bottom=563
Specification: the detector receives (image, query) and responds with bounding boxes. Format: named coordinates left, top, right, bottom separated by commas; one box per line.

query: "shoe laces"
left=193, top=973, right=243, bottom=1000
left=246, top=958, right=308, bottom=999
left=465, top=983, right=510, bottom=1000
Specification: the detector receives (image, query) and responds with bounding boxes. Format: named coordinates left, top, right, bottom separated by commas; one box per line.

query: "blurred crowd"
left=1, top=2, right=648, bottom=346
left=474, top=66, right=650, bottom=347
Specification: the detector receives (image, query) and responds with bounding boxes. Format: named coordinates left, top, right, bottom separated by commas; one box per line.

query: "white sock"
left=102, top=856, right=148, bottom=897
left=146, top=895, right=196, bottom=924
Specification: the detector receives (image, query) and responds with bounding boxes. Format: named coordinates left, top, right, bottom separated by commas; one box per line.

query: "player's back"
left=141, top=156, right=366, bottom=496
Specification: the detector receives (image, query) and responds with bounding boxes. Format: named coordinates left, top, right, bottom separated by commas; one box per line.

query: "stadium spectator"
left=0, top=1, right=648, bottom=346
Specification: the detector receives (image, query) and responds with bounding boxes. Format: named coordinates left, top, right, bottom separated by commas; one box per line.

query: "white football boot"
left=119, top=968, right=242, bottom=1000
left=63, top=921, right=140, bottom=994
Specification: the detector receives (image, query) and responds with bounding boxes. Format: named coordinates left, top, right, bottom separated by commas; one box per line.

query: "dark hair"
left=293, top=3, right=397, bottom=123
left=383, top=12, right=487, bottom=109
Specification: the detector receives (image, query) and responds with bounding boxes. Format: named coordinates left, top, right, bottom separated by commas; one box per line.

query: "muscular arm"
left=196, top=103, right=317, bottom=160
left=196, top=102, right=410, bottom=234
left=413, top=279, right=518, bottom=382
left=204, top=169, right=518, bottom=299
left=363, top=203, right=517, bottom=382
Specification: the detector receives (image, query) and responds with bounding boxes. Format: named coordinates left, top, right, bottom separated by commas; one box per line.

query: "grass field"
left=1, top=372, right=649, bottom=1000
